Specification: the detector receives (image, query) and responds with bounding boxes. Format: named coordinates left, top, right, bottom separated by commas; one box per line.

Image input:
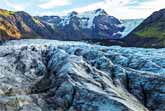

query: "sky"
left=0, top=0, right=165, bottom=19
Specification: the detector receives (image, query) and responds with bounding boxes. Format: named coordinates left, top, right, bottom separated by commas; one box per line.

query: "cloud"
left=2, top=0, right=165, bottom=19
left=58, top=0, right=133, bottom=16
left=40, top=2, right=105, bottom=16
left=4, top=0, right=27, bottom=10
left=119, top=0, right=165, bottom=19
left=70, top=2, right=104, bottom=13
left=40, top=11, right=60, bottom=16
left=64, top=0, right=165, bottom=19
left=132, top=0, right=165, bottom=10
left=38, top=2, right=105, bottom=16
left=105, top=0, right=165, bottom=19
left=38, top=0, right=72, bottom=9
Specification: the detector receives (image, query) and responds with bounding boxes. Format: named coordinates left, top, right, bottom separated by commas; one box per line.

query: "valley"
left=0, top=2, right=164, bottom=111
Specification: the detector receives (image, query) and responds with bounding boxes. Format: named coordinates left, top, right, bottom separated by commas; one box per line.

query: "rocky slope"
left=37, top=9, right=125, bottom=40
left=0, top=39, right=164, bottom=111
left=0, top=9, right=56, bottom=41
left=0, top=9, right=21, bottom=40
left=124, top=8, right=165, bottom=48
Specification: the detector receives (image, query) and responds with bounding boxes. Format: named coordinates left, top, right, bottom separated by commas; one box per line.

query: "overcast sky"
left=0, top=0, right=165, bottom=19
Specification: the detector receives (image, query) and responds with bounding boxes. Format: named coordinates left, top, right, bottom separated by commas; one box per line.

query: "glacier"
left=0, top=39, right=164, bottom=111
left=120, top=19, right=144, bottom=37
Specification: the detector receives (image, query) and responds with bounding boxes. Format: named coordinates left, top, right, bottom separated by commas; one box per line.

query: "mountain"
left=0, top=9, right=21, bottom=40
left=1, top=39, right=165, bottom=111
left=37, top=8, right=125, bottom=40
left=0, top=9, right=56, bottom=41
left=0, top=8, right=144, bottom=42
left=124, top=9, right=165, bottom=48
left=2, top=8, right=165, bottom=48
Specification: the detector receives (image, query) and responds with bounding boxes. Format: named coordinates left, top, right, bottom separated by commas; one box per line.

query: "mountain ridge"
left=123, top=8, right=165, bottom=48
left=0, top=9, right=57, bottom=41
left=1, top=8, right=165, bottom=48
left=0, top=8, right=144, bottom=42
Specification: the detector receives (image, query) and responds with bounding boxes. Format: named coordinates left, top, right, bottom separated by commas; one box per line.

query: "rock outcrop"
left=0, top=39, right=164, bottom=111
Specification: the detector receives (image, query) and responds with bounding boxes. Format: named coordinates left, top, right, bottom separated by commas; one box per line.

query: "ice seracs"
left=0, top=39, right=164, bottom=111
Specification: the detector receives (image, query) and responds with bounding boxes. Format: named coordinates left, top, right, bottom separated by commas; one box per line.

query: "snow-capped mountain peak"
left=37, top=9, right=145, bottom=40
left=68, top=11, right=78, bottom=17
left=38, top=8, right=125, bottom=39
left=60, top=8, right=109, bottom=28
left=95, top=8, right=107, bottom=15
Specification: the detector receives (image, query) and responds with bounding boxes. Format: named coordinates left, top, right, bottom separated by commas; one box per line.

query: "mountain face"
left=37, top=9, right=125, bottom=40
left=0, top=9, right=21, bottom=40
left=0, top=9, right=56, bottom=41
left=124, top=9, right=165, bottom=48
left=0, top=39, right=165, bottom=111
